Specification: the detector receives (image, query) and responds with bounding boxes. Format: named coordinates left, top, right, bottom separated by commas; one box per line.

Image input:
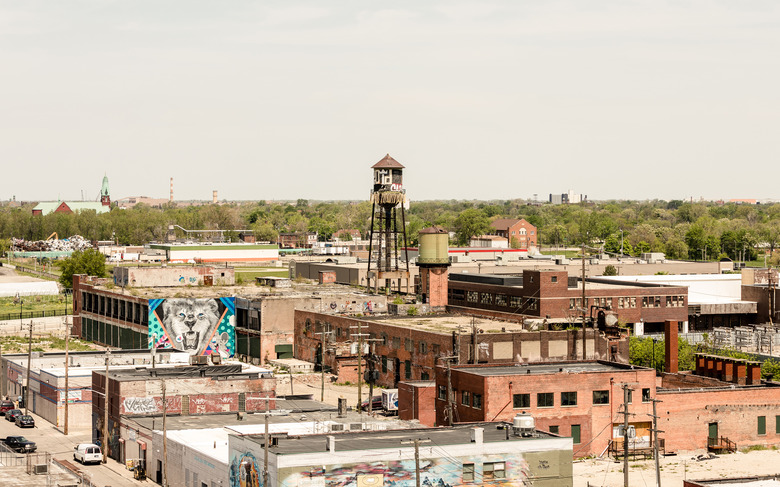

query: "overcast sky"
left=2, top=1, right=779, bottom=203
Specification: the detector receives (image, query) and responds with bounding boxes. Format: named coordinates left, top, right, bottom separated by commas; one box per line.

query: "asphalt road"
left=0, top=409, right=143, bottom=486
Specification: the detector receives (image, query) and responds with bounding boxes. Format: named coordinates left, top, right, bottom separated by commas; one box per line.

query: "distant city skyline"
left=2, top=1, right=779, bottom=202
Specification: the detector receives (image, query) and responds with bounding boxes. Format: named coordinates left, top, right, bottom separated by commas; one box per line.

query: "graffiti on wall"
left=274, top=455, right=532, bottom=487
left=229, top=452, right=262, bottom=487
left=148, top=297, right=236, bottom=357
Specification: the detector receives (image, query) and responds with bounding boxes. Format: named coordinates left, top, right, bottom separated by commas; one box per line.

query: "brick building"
left=294, top=310, right=629, bottom=388
left=73, top=271, right=385, bottom=365
left=432, top=361, right=656, bottom=458
left=448, top=270, right=689, bottom=333
left=94, top=362, right=275, bottom=466
left=489, top=218, right=538, bottom=248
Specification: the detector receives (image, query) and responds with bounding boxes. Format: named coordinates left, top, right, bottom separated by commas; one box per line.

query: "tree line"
left=1, top=199, right=779, bottom=263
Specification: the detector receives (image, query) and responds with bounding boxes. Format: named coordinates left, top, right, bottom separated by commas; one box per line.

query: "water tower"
left=366, top=154, right=410, bottom=293
left=417, top=226, right=450, bottom=308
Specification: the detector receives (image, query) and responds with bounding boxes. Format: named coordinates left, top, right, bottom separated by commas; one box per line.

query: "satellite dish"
left=605, top=314, right=618, bottom=326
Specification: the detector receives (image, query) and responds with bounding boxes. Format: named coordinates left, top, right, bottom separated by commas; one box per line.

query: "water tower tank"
left=418, top=226, right=449, bottom=265
left=513, top=412, right=536, bottom=437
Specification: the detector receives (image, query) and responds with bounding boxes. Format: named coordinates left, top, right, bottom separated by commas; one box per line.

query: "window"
left=483, top=462, right=506, bottom=480
left=404, top=360, right=412, bottom=380
left=432, top=344, right=440, bottom=356
left=438, top=386, right=446, bottom=400
left=537, top=392, right=554, bottom=408
left=759, top=416, right=766, bottom=435
left=462, top=391, right=470, bottom=406
left=776, top=415, right=780, bottom=434
left=466, top=291, right=479, bottom=303
left=642, top=296, right=649, bottom=308
left=593, top=390, right=609, bottom=405
left=392, top=337, right=400, bottom=349
left=627, top=389, right=633, bottom=404
left=495, top=294, right=507, bottom=307
left=381, top=356, right=388, bottom=373
left=405, top=338, right=413, bottom=352
left=421, top=372, right=429, bottom=381
left=571, top=424, right=581, bottom=444
left=513, top=393, right=531, bottom=409
left=551, top=276, right=558, bottom=283
left=549, top=425, right=559, bottom=434
left=561, top=391, right=577, bottom=406
left=304, top=319, right=311, bottom=333
left=642, top=388, right=651, bottom=402
left=472, top=393, right=482, bottom=409
left=462, top=463, right=475, bottom=482
left=419, top=342, right=427, bottom=354
left=381, top=333, right=388, bottom=345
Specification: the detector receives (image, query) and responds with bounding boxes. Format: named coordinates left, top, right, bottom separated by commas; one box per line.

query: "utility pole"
left=620, top=383, right=635, bottom=487
left=441, top=356, right=457, bottom=426
left=162, top=378, right=168, bottom=487
left=102, top=349, right=110, bottom=464
left=648, top=398, right=664, bottom=487
left=350, top=322, right=370, bottom=414
left=64, top=321, right=70, bottom=435
left=401, top=438, right=431, bottom=487
left=263, top=412, right=269, bottom=487
left=315, top=324, right=332, bottom=402
left=471, top=318, right=479, bottom=364
left=24, top=321, right=33, bottom=415
left=581, top=239, right=587, bottom=360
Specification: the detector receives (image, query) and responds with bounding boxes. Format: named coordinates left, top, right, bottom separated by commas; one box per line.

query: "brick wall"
left=658, top=385, right=780, bottom=451
left=434, top=363, right=657, bottom=457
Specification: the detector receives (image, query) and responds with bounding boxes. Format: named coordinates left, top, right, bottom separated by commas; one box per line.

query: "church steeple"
left=100, top=174, right=110, bottom=207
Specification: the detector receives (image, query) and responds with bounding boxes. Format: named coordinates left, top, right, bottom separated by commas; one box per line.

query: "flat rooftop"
left=365, top=314, right=526, bottom=333
left=454, top=361, right=643, bottom=377
left=252, top=423, right=562, bottom=455
left=85, top=279, right=376, bottom=300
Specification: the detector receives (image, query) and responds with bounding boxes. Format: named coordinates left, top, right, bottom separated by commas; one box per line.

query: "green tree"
left=602, top=265, right=617, bottom=276
left=453, top=209, right=490, bottom=246
left=57, top=248, right=107, bottom=289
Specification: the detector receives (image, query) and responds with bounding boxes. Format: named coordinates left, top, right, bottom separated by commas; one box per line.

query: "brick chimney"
left=664, top=320, right=678, bottom=374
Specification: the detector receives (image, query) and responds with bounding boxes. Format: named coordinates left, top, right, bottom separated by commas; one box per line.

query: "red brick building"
left=448, top=270, right=689, bottom=333
left=294, top=310, right=629, bottom=388
left=432, top=361, right=656, bottom=458
left=490, top=218, right=537, bottom=248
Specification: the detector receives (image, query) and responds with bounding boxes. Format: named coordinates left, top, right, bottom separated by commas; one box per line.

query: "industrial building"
left=294, top=310, right=629, bottom=388
left=92, top=360, right=274, bottom=466
left=148, top=242, right=279, bottom=263
left=139, top=408, right=419, bottom=486
left=72, top=268, right=387, bottom=365
left=229, top=422, right=573, bottom=487
left=0, top=349, right=191, bottom=428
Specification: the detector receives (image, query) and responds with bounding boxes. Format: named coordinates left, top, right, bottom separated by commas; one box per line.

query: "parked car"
left=74, top=443, right=102, bottom=465
left=0, top=401, right=14, bottom=415
left=3, top=436, right=37, bottom=453
left=5, top=409, right=22, bottom=422
left=15, top=415, right=34, bottom=428
left=361, top=395, right=383, bottom=411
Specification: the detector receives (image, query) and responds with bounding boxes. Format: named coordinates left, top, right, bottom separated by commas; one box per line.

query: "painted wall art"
left=148, top=297, right=235, bottom=357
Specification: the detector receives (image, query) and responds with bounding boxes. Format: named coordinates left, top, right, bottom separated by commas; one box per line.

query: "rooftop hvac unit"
left=33, top=464, right=49, bottom=475
left=513, top=412, right=536, bottom=437
left=211, top=354, right=222, bottom=365
left=189, top=355, right=208, bottom=365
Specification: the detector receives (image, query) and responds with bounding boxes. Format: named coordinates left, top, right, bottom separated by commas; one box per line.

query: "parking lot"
left=0, top=409, right=142, bottom=486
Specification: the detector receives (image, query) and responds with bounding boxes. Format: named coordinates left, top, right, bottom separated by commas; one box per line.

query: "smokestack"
left=170, top=178, right=173, bottom=202
left=213, top=190, right=218, bottom=204
left=665, top=320, right=678, bottom=374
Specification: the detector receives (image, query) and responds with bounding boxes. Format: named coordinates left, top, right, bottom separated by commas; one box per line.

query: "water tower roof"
left=371, top=154, right=404, bottom=169
left=419, top=226, right=447, bottom=234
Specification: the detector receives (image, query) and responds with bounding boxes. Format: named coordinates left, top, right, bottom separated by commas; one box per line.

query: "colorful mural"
left=275, top=455, right=533, bottom=487
left=230, top=452, right=262, bottom=487
left=148, top=297, right=235, bottom=357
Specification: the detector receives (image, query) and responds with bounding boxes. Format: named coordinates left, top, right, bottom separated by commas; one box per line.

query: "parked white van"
left=74, top=443, right=102, bottom=464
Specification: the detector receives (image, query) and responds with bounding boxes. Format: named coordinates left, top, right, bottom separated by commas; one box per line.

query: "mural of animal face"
left=162, top=298, right=220, bottom=354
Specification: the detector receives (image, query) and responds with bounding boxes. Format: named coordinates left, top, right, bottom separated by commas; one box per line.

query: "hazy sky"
left=2, top=1, right=779, bottom=203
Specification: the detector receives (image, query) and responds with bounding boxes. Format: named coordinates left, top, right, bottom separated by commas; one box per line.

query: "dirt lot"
left=574, top=449, right=780, bottom=486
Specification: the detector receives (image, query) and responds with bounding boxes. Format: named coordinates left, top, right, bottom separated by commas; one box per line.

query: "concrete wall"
left=113, top=266, right=236, bottom=287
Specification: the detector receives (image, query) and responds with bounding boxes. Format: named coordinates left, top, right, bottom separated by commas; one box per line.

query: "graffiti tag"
left=123, top=397, right=158, bottom=414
